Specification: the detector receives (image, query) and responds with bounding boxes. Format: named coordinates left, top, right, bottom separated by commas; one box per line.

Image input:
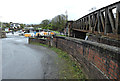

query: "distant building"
left=10, top=22, right=20, bottom=29
left=24, top=27, right=34, bottom=33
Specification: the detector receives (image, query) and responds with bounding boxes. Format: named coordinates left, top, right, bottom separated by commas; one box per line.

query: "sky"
left=0, top=0, right=119, bottom=24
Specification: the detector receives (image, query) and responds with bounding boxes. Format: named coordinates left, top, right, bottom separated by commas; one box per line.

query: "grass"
left=53, top=30, right=66, bottom=37
left=50, top=47, right=86, bottom=79
left=30, top=42, right=49, bottom=47
left=56, top=34, right=66, bottom=37
left=30, top=42, right=86, bottom=79
left=53, top=31, right=60, bottom=34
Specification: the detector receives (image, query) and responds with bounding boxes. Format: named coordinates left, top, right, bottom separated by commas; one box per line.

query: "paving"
left=2, top=33, right=62, bottom=79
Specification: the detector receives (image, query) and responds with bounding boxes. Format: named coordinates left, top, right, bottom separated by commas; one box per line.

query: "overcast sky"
left=0, top=0, right=119, bottom=24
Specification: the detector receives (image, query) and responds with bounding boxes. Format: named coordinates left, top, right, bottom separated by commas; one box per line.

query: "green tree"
left=51, top=14, right=67, bottom=32
left=20, top=24, right=25, bottom=28
left=40, top=14, right=67, bottom=31
left=45, top=24, right=53, bottom=30
left=41, top=19, right=50, bottom=29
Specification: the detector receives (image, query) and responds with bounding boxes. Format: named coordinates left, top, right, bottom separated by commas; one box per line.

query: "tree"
left=51, top=14, right=67, bottom=32
left=20, top=24, right=25, bottom=28
left=41, top=19, right=50, bottom=29
left=45, top=24, right=53, bottom=30
left=40, top=14, right=67, bottom=32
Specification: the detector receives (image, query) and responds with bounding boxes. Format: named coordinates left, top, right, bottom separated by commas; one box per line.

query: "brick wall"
left=29, top=38, right=48, bottom=45
left=51, top=36, right=120, bottom=79
left=29, top=37, right=120, bottom=79
left=0, top=32, right=6, bottom=38
left=87, top=33, right=120, bottom=48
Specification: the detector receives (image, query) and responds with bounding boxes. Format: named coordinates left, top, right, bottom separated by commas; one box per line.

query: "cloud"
left=0, top=0, right=119, bottom=24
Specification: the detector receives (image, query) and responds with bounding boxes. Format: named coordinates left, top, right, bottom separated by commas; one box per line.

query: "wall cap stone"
left=56, top=36, right=120, bottom=54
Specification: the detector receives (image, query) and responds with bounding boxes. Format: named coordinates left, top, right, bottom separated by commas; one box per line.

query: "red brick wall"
left=29, top=37, right=120, bottom=79
left=52, top=36, right=120, bottom=79
left=87, top=34, right=120, bottom=48
left=29, top=38, right=47, bottom=44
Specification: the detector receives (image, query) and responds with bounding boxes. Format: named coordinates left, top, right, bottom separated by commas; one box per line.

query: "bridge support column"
left=105, top=8, right=112, bottom=34
left=116, top=4, right=120, bottom=34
